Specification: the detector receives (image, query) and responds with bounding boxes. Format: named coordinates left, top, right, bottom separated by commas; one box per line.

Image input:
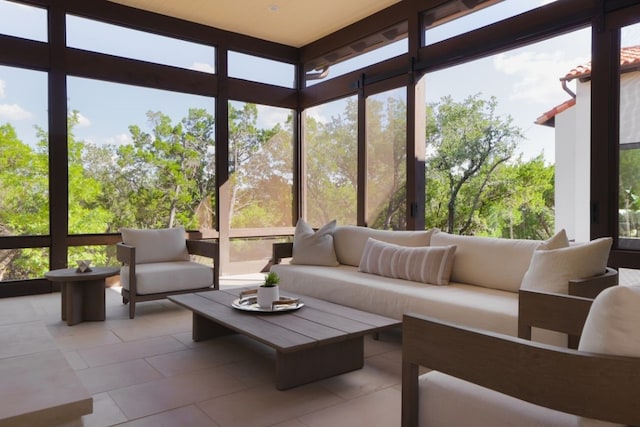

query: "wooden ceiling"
left=107, top=0, right=402, bottom=48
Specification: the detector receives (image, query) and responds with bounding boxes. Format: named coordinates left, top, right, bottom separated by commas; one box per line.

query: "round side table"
left=45, top=266, right=120, bottom=326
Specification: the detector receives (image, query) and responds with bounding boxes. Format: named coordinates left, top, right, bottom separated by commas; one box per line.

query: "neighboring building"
left=536, top=46, right=640, bottom=243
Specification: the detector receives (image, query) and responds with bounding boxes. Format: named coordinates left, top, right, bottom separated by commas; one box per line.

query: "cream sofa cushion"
left=430, top=231, right=543, bottom=293
left=520, top=237, right=612, bottom=294
left=291, top=218, right=339, bottom=266
left=333, top=226, right=436, bottom=267
left=418, top=371, right=620, bottom=427
left=120, top=227, right=190, bottom=264
left=359, top=238, right=456, bottom=285
left=121, top=261, right=212, bottom=295
left=579, top=285, right=640, bottom=357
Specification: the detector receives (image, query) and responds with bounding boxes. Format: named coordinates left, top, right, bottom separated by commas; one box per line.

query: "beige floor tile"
left=109, top=366, right=246, bottom=420
left=145, top=339, right=250, bottom=377
left=50, top=327, right=123, bottom=352
left=363, top=331, right=402, bottom=358
left=0, top=297, right=41, bottom=326
left=62, top=392, right=128, bottom=427
left=77, top=359, right=163, bottom=394
left=0, top=321, right=57, bottom=359
left=317, top=354, right=400, bottom=400
left=198, top=383, right=343, bottom=427
left=78, top=335, right=187, bottom=367
left=117, top=405, right=220, bottom=427
left=298, top=387, right=401, bottom=427
left=271, top=420, right=310, bottom=427
left=64, top=350, right=90, bottom=370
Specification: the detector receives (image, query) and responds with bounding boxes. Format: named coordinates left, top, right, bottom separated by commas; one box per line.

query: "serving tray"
left=231, top=295, right=304, bottom=313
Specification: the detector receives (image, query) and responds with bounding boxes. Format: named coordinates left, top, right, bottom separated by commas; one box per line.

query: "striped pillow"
left=358, top=238, right=457, bottom=286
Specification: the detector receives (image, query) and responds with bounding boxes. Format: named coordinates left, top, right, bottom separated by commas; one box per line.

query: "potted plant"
left=257, top=271, right=280, bottom=309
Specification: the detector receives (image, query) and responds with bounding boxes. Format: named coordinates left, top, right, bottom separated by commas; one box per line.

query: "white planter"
left=257, top=286, right=280, bottom=309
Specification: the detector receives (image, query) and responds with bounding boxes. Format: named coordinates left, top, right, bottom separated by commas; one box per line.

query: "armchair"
left=117, top=227, right=218, bottom=319
left=402, top=284, right=640, bottom=427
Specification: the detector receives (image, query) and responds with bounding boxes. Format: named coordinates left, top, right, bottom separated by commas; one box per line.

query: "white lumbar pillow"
left=579, top=285, right=640, bottom=357
left=291, top=218, right=339, bottom=266
left=120, top=227, right=190, bottom=264
left=520, top=237, right=612, bottom=294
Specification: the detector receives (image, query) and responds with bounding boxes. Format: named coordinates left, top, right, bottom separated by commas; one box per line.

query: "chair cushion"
left=120, top=227, right=190, bottom=264
left=418, top=371, right=621, bottom=427
left=290, top=218, right=339, bottom=266
left=333, top=226, right=435, bottom=267
left=579, top=285, right=640, bottom=357
left=120, top=261, right=212, bottom=294
left=520, top=237, right=612, bottom=294
left=358, top=238, right=456, bottom=285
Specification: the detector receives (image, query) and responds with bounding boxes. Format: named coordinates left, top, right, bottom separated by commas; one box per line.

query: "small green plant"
left=263, top=271, right=280, bottom=287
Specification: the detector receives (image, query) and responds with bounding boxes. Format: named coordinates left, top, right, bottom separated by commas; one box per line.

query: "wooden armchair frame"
left=401, top=312, right=640, bottom=427
left=116, top=239, right=219, bottom=319
left=518, top=267, right=618, bottom=348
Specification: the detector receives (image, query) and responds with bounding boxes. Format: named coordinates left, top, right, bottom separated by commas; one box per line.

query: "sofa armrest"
left=401, top=313, right=640, bottom=427
left=518, top=290, right=593, bottom=347
left=568, top=266, right=618, bottom=298
left=272, top=242, right=293, bottom=264
left=186, top=239, right=219, bottom=290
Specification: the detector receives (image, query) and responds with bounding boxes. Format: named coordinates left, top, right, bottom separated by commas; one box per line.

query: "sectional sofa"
left=270, top=221, right=617, bottom=346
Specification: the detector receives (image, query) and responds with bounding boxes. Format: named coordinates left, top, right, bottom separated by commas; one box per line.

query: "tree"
left=425, top=94, right=522, bottom=234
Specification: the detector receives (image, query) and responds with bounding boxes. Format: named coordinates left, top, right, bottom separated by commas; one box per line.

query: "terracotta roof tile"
left=535, top=98, right=576, bottom=127
left=562, top=45, right=640, bottom=81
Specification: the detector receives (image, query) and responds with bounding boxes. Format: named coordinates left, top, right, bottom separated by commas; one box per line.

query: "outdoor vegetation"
left=0, top=94, right=556, bottom=280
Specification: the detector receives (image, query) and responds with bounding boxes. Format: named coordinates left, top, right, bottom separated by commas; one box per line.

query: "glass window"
left=0, top=1, right=47, bottom=42
left=1, top=248, right=50, bottom=281
left=366, top=87, right=407, bottom=229
left=425, top=28, right=589, bottom=240
left=306, top=39, right=407, bottom=86
left=66, top=15, right=215, bottom=73
left=228, top=101, right=294, bottom=228
left=0, top=65, right=48, bottom=239
left=304, top=97, right=358, bottom=226
left=67, top=77, right=216, bottom=234
left=228, top=51, right=295, bottom=88
left=424, top=0, right=560, bottom=46
left=618, top=23, right=640, bottom=248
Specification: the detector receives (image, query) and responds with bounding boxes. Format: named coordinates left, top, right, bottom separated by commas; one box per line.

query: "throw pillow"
left=579, top=285, right=640, bottom=357
left=520, top=237, right=612, bottom=294
left=539, top=228, right=570, bottom=250
left=120, top=227, right=190, bottom=264
left=290, top=218, right=339, bottom=266
left=358, top=238, right=456, bottom=286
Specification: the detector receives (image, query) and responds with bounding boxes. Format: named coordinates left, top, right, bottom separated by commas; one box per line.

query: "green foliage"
left=425, top=94, right=532, bottom=236
left=263, top=271, right=280, bottom=287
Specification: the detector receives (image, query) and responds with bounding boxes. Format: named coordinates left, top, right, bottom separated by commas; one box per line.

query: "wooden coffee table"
left=169, top=288, right=401, bottom=390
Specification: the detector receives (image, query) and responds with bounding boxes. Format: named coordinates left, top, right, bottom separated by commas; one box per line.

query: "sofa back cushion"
left=520, top=237, right=612, bottom=294
left=579, top=284, right=640, bottom=357
left=429, top=231, right=544, bottom=293
left=358, top=238, right=457, bottom=285
left=120, top=227, right=190, bottom=264
left=333, top=226, right=435, bottom=267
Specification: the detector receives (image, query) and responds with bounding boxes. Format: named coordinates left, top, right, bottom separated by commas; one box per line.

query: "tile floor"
left=0, top=274, right=405, bottom=427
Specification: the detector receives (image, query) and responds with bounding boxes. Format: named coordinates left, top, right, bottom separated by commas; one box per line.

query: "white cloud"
left=191, top=62, right=215, bottom=73
left=0, top=103, right=32, bottom=120
left=256, top=104, right=290, bottom=129
left=493, top=50, right=586, bottom=104
left=105, top=133, right=132, bottom=145
left=76, top=112, right=91, bottom=127
left=0, top=80, right=5, bottom=98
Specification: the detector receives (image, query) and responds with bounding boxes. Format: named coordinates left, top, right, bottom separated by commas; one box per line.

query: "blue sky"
left=0, top=0, right=634, bottom=165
